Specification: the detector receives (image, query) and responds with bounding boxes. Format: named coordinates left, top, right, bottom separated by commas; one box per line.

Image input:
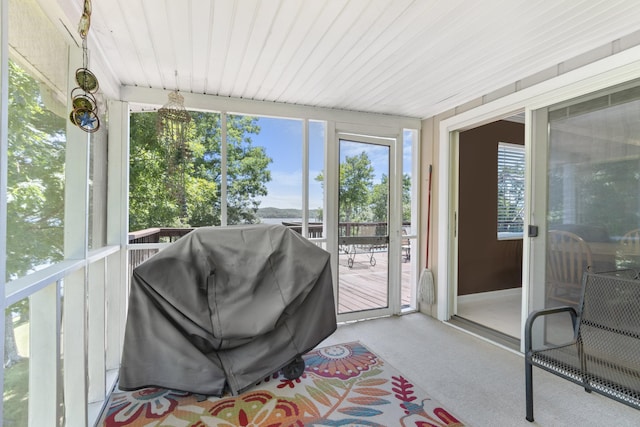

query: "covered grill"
left=119, top=223, right=336, bottom=396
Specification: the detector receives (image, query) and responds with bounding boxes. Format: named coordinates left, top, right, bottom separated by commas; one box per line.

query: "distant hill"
left=257, top=207, right=320, bottom=219
left=257, top=207, right=303, bottom=218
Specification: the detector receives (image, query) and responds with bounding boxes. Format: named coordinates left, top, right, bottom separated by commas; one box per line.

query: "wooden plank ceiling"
left=56, top=0, right=640, bottom=119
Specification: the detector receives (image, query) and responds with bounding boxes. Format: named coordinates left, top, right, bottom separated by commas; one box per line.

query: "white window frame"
left=497, top=142, right=525, bottom=240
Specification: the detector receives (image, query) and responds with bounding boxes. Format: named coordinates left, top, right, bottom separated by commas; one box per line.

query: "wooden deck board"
left=338, top=251, right=413, bottom=314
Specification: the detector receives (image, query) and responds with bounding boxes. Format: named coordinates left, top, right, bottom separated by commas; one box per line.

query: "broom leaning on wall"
left=419, top=164, right=435, bottom=305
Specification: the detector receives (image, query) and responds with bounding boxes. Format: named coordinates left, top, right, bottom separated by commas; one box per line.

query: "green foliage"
left=129, top=111, right=272, bottom=230
left=339, top=151, right=374, bottom=222
left=3, top=357, right=29, bottom=426
left=317, top=154, right=411, bottom=224
left=369, top=173, right=412, bottom=223
left=370, top=174, right=388, bottom=222
left=498, top=161, right=525, bottom=232
left=129, top=113, right=186, bottom=229
left=5, top=60, right=65, bottom=367
left=548, top=158, right=640, bottom=236
left=224, top=115, right=272, bottom=225
left=401, top=173, right=411, bottom=223
left=6, top=61, right=65, bottom=280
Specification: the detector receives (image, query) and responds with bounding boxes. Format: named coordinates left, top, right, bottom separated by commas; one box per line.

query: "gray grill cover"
left=119, top=224, right=336, bottom=396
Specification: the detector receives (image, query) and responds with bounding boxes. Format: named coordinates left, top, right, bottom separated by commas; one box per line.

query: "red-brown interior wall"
left=458, top=120, right=524, bottom=296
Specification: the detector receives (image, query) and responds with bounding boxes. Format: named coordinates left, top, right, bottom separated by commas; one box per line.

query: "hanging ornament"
left=157, top=88, right=192, bottom=218
left=70, top=0, right=101, bottom=133
left=77, top=0, right=91, bottom=39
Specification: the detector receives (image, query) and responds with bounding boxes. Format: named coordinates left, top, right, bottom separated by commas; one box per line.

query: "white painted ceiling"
left=55, top=0, right=640, bottom=119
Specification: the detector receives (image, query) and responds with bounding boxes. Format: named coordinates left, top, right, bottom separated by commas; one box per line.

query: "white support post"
left=87, top=258, right=106, bottom=403
left=302, top=119, right=309, bottom=238
left=325, top=122, right=338, bottom=307
left=106, top=100, right=130, bottom=371
left=63, top=269, right=89, bottom=427
left=301, top=119, right=309, bottom=239
left=389, top=131, right=403, bottom=314
left=63, top=45, right=90, bottom=427
left=221, top=112, right=228, bottom=226
left=28, top=282, right=60, bottom=426
left=410, top=129, right=420, bottom=308
left=105, top=251, right=123, bottom=371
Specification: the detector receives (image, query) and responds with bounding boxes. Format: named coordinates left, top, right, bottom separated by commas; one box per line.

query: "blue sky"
left=250, top=117, right=322, bottom=210
left=249, top=117, right=414, bottom=211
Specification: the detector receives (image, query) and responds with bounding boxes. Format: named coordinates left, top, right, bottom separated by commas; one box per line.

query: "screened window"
left=497, top=142, right=525, bottom=239
left=129, top=112, right=322, bottom=235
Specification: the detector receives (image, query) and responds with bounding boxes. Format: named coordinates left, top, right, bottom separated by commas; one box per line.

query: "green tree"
left=339, top=151, right=374, bottom=223
left=370, top=173, right=412, bottom=223
left=401, top=173, right=411, bottom=223
left=129, top=112, right=272, bottom=230
left=370, top=174, right=388, bottom=222
left=5, top=60, right=66, bottom=366
left=129, top=112, right=188, bottom=230
left=6, top=61, right=65, bottom=278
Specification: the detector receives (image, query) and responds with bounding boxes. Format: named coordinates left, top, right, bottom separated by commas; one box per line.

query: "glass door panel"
left=337, top=138, right=390, bottom=316
left=547, top=88, right=640, bottom=305
left=540, top=84, right=640, bottom=344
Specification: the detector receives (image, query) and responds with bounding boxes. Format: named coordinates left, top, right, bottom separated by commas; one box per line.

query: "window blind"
left=497, top=142, right=525, bottom=238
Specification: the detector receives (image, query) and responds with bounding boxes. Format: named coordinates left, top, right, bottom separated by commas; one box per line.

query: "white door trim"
left=436, top=45, right=640, bottom=323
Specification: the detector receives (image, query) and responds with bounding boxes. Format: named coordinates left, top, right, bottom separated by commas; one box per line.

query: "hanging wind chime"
left=157, top=81, right=191, bottom=219
left=69, top=0, right=100, bottom=133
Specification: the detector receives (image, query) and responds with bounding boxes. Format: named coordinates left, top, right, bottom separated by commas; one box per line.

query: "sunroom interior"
left=5, top=0, right=640, bottom=425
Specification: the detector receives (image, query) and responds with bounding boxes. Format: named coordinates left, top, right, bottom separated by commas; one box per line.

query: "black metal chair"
left=525, top=269, right=640, bottom=422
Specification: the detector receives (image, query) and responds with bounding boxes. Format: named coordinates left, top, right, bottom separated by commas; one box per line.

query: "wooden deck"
left=337, top=248, right=413, bottom=314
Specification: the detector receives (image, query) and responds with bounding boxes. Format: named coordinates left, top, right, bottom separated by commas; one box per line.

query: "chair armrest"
left=524, top=306, right=578, bottom=353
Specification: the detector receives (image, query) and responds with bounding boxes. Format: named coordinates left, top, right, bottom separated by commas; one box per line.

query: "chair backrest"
left=401, top=229, right=409, bottom=245
left=621, top=228, right=640, bottom=254
left=618, top=228, right=640, bottom=270
left=578, top=271, right=640, bottom=387
left=580, top=270, right=640, bottom=331
left=359, top=224, right=377, bottom=237
left=547, top=230, right=593, bottom=286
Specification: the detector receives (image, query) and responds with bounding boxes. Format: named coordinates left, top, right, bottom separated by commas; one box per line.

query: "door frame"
left=435, top=50, right=640, bottom=352
left=329, top=129, right=404, bottom=323
left=451, top=118, right=527, bottom=341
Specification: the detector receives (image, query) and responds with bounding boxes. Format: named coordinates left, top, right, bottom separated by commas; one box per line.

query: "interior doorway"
left=452, top=114, right=525, bottom=347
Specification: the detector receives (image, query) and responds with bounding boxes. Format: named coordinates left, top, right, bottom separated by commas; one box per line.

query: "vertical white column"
left=63, top=45, right=90, bottom=427
left=387, top=132, right=402, bottom=314
left=524, top=107, right=550, bottom=352
left=91, top=123, right=108, bottom=248
left=221, top=112, right=228, bottom=226
left=302, top=119, right=309, bottom=238
left=106, top=100, right=130, bottom=371
left=28, top=282, right=60, bottom=426
left=409, top=129, right=420, bottom=307
left=87, top=259, right=106, bottom=403
left=325, top=122, right=338, bottom=308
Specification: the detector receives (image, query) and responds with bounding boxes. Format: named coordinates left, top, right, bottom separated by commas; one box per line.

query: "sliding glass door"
left=528, top=82, right=640, bottom=345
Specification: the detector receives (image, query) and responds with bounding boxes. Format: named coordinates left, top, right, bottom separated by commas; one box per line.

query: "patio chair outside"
left=546, top=230, right=593, bottom=307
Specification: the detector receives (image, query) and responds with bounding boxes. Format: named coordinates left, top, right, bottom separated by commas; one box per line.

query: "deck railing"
left=128, top=227, right=195, bottom=272
left=280, top=222, right=324, bottom=239
left=127, top=221, right=407, bottom=271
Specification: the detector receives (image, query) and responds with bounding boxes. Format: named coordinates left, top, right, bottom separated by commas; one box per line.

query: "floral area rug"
left=98, top=341, right=465, bottom=426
